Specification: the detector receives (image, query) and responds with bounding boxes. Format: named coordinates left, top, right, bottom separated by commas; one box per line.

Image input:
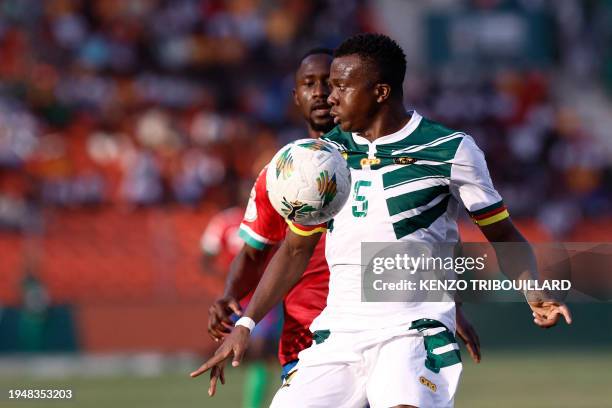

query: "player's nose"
left=313, top=81, right=330, bottom=98
left=327, top=91, right=338, bottom=106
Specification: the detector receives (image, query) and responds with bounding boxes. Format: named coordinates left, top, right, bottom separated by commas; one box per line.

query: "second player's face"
left=327, top=54, right=378, bottom=133
left=294, top=54, right=334, bottom=133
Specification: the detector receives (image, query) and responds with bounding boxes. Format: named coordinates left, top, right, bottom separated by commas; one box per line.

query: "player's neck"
left=307, top=129, right=321, bottom=139
left=360, top=103, right=411, bottom=142
left=307, top=126, right=327, bottom=139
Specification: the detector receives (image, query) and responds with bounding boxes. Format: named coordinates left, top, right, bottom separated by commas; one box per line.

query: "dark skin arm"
left=208, top=244, right=272, bottom=341
left=455, top=303, right=481, bottom=363
left=192, top=230, right=320, bottom=380
left=479, top=218, right=572, bottom=328
left=242, top=231, right=320, bottom=322
left=479, top=217, right=525, bottom=242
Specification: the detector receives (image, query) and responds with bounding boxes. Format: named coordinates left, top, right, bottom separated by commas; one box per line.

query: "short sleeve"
left=450, top=136, right=509, bottom=226
left=238, top=167, right=287, bottom=250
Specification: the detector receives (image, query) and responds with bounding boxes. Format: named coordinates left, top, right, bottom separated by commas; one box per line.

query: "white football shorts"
left=270, top=319, right=462, bottom=408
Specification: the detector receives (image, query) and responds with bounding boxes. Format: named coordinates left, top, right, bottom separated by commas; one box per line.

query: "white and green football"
left=266, top=139, right=351, bottom=226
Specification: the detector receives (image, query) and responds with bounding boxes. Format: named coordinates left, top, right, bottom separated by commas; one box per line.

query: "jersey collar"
left=351, top=111, right=422, bottom=146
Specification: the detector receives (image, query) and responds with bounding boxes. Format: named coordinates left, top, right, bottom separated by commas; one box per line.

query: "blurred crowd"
left=0, top=0, right=610, bottom=238
left=410, top=68, right=611, bottom=237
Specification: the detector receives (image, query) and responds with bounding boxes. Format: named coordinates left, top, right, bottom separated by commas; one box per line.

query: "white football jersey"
left=308, top=111, right=505, bottom=332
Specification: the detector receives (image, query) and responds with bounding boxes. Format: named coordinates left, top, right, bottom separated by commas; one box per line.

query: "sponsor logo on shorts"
left=419, top=376, right=437, bottom=392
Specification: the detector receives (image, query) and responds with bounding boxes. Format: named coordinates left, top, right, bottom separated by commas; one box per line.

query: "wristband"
left=235, top=316, right=256, bottom=332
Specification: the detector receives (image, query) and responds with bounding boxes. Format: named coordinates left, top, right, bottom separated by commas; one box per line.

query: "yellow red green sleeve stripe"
left=469, top=201, right=510, bottom=226
left=286, top=220, right=327, bottom=236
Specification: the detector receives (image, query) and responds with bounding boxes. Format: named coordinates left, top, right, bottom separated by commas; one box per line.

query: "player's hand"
left=207, top=359, right=226, bottom=396
left=208, top=296, right=242, bottom=341
left=455, top=306, right=481, bottom=363
left=190, top=325, right=251, bottom=393
left=528, top=300, right=572, bottom=328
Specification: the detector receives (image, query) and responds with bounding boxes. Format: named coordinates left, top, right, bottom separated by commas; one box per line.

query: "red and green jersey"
left=239, top=166, right=329, bottom=366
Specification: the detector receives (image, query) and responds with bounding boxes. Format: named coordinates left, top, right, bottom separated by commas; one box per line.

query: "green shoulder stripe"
left=402, top=118, right=460, bottom=146
left=377, top=118, right=464, bottom=163
left=383, top=163, right=451, bottom=190
left=412, top=137, right=463, bottom=163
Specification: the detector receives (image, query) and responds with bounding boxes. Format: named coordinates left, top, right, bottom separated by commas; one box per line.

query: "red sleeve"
left=238, top=166, right=287, bottom=250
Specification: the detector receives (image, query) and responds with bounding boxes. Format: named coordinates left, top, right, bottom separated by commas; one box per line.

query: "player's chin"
left=311, top=114, right=334, bottom=128
left=338, top=119, right=353, bottom=132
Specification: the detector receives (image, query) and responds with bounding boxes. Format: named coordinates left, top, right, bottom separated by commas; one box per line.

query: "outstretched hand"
left=190, top=326, right=251, bottom=396
left=206, top=360, right=226, bottom=396
left=528, top=301, right=572, bottom=328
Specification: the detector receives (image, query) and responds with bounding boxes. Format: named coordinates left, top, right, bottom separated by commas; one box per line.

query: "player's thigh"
left=366, top=334, right=462, bottom=408
left=270, top=363, right=367, bottom=408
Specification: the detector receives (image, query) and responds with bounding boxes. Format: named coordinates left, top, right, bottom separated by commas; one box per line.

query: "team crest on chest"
left=393, top=156, right=417, bottom=165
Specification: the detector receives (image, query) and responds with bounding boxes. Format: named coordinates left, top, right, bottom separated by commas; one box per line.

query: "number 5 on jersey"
left=352, top=180, right=371, bottom=217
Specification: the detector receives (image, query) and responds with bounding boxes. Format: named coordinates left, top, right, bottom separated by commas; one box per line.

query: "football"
left=266, top=139, right=351, bottom=226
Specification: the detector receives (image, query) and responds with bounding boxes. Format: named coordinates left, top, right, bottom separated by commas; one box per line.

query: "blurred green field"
left=1, top=350, right=611, bottom=408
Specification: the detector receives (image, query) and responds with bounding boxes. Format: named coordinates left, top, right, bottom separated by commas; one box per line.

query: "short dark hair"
left=300, top=47, right=333, bottom=62
left=334, top=33, right=406, bottom=95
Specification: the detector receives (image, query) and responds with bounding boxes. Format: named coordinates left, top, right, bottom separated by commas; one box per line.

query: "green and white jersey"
left=313, top=111, right=504, bottom=332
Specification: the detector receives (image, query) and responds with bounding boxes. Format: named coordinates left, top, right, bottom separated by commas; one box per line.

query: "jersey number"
left=352, top=180, right=371, bottom=217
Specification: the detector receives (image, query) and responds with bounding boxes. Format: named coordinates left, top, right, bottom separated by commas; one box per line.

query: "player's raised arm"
left=191, top=229, right=321, bottom=379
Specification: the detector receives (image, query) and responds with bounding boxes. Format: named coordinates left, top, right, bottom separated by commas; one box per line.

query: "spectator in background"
left=0, top=0, right=609, bottom=239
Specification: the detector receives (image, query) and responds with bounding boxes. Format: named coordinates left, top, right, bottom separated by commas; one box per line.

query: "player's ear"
left=375, top=83, right=391, bottom=103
